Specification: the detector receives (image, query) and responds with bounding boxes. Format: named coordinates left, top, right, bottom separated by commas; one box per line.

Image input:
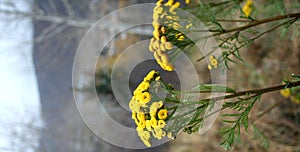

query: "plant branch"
left=216, top=19, right=251, bottom=22
left=195, top=13, right=299, bottom=62
left=201, top=80, right=300, bottom=102
left=250, top=18, right=297, bottom=41
left=212, top=12, right=300, bottom=37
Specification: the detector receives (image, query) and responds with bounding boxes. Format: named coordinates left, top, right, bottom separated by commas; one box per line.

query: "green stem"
left=165, top=98, right=180, bottom=103
left=216, top=19, right=251, bottom=22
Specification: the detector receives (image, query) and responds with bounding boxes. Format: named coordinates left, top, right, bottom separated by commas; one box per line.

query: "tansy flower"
left=140, top=92, right=151, bottom=103
left=146, top=120, right=152, bottom=131
left=129, top=99, right=141, bottom=113
left=208, top=55, right=218, bottom=70
left=150, top=117, right=158, bottom=128
left=144, top=70, right=156, bottom=81
left=161, top=36, right=167, bottom=43
left=142, top=130, right=151, bottom=140
left=157, top=120, right=166, bottom=128
left=138, top=81, right=150, bottom=91
left=160, top=43, right=166, bottom=51
left=280, top=88, right=291, bottom=98
left=155, top=76, right=161, bottom=81
left=137, top=120, right=146, bottom=130
left=178, top=35, right=185, bottom=41
left=167, top=132, right=175, bottom=139
left=208, top=64, right=212, bottom=70
left=242, top=0, right=253, bottom=17
left=158, top=109, right=168, bottom=120
left=137, top=130, right=151, bottom=147
left=165, top=0, right=174, bottom=6
left=164, top=42, right=173, bottom=50
left=170, top=2, right=180, bottom=13
left=153, top=128, right=166, bottom=140
left=161, top=26, right=166, bottom=34
left=137, top=113, right=145, bottom=121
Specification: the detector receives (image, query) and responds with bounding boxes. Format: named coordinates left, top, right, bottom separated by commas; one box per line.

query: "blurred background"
left=0, top=0, right=299, bottom=152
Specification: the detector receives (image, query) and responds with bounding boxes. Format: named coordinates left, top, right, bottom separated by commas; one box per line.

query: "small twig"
left=196, top=13, right=299, bottom=62
left=280, top=119, right=300, bottom=133
left=212, top=13, right=300, bottom=37
left=196, top=31, right=240, bottom=61
left=252, top=100, right=284, bottom=123
left=199, top=94, right=259, bottom=120
left=216, top=19, right=251, bottom=22
left=250, top=18, right=297, bottom=41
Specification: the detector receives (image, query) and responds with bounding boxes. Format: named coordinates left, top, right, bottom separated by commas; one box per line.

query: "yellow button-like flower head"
left=164, top=42, right=173, bottom=50
left=140, top=92, right=151, bottom=103
left=157, top=120, right=166, bottom=128
left=150, top=117, right=158, bottom=128
left=158, top=109, right=168, bottom=120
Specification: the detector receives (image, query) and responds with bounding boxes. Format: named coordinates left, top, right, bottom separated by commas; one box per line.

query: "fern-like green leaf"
left=220, top=95, right=261, bottom=149
left=252, top=124, right=270, bottom=149
left=191, top=84, right=236, bottom=93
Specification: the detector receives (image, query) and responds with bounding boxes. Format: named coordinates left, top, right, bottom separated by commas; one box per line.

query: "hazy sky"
left=0, top=1, right=41, bottom=151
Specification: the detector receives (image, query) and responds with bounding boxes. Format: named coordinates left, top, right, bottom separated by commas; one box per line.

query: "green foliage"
left=265, top=0, right=286, bottom=15
left=280, top=18, right=298, bottom=39
left=220, top=95, right=261, bottom=150
left=191, top=84, right=236, bottom=93
left=188, top=1, right=300, bottom=69
left=252, top=124, right=270, bottom=149
left=187, top=0, right=241, bottom=30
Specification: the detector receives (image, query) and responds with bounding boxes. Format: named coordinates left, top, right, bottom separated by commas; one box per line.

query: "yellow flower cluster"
left=242, top=0, right=253, bottom=17
left=129, top=70, right=171, bottom=147
left=149, top=37, right=174, bottom=71
left=207, top=55, right=218, bottom=70
left=149, top=0, right=190, bottom=71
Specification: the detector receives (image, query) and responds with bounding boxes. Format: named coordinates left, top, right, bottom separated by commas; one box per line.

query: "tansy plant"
left=128, top=0, right=300, bottom=150
left=130, top=70, right=300, bottom=149
left=149, top=0, right=300, bottom=70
